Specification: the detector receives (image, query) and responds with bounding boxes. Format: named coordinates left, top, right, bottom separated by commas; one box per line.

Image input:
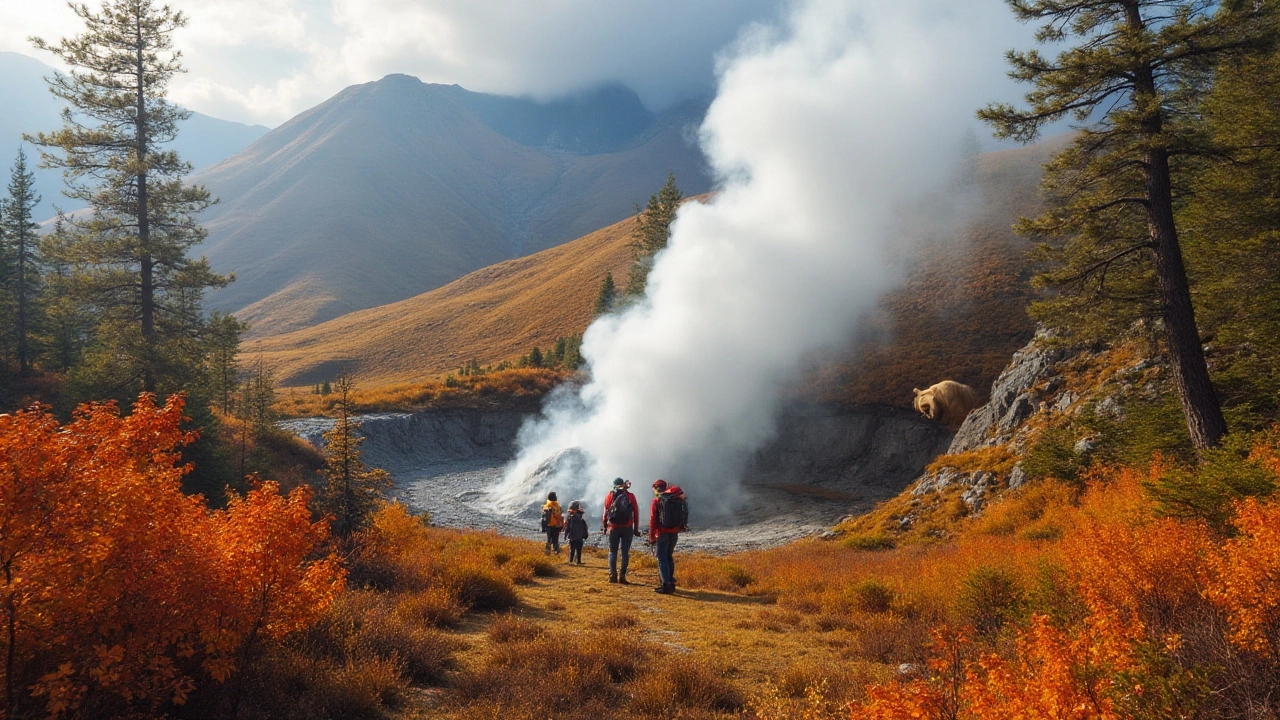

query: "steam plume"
left=497, top=0, right=1017, bottom=514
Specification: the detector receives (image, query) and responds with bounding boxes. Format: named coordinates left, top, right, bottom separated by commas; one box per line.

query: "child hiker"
left=541, top=492, right=563, bottom=555
left=563, top=500, right=589, bottom=564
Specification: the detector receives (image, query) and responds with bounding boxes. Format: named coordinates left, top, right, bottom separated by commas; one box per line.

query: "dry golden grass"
left=274, top=367, right=567, bottom=417
left=245, top=212, right=640, bottom=388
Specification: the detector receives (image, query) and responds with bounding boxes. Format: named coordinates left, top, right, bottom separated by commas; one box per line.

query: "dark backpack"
left=657, top=493, right=687, bottom=530
left=607, top=491, right=634, bottom=525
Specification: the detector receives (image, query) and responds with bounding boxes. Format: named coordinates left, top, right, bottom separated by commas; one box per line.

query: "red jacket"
left=602, top=490, right=639, bottom=532
left=649, top=490, right=685, bottom=542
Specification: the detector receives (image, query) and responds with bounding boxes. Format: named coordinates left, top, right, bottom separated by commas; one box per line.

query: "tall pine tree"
left=318, top=375, right=391, bottom=537
left=625, top=173, right=682, bottom=297
left=30, top=0, right=228, bottom=398
left=979, top=0, right=1279, bottom=451
left=1, top=148, right=43, bottom=376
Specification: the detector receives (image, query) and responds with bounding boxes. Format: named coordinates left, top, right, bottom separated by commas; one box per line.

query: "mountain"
left=244, top=209, right=639, bottom=387
left=192, top=74, right=712, bottom=337
left=249, top=137, right=1065, bottom=401
left=0, top=51, right=271, bottom=221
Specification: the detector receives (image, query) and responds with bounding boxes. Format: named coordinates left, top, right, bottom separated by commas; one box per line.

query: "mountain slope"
left=251, top=137, right=1065, bottom=404
left=0, top=51, right=269, bottom=221
left=244, top=211, right=638, bottom=386
left=192, top=75, right=711, bottom=337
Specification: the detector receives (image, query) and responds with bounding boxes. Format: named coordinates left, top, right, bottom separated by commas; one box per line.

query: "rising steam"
left=496, top=0, right=1018, bottom=515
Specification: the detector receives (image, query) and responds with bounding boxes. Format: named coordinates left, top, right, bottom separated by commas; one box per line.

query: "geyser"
left=496, top=0, right=1021, bottom=515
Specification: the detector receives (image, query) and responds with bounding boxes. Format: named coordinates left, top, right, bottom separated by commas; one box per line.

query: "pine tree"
left=204, top=312, right=245, bottom=415
left=30, top=0, right=228, bottom=396
left=625, top=173, right=682, bottom=297
left=317, top=375, right=391, bottom=537
left=527, top=346, right=543, bottom=368
left=1, top=148, right=42, bottom=376
left=978, top=0, right=1279, bottom=451
left=38, top=220, right=86, bottom=372
left=593, top=271, right=617, bottom=316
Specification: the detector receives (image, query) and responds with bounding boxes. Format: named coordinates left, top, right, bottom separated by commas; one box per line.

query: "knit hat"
left=613, top=477, right=626, bottom=488
left=569, top=500, right=582, bottom=512
left=653, top=479, right=668, bottom=492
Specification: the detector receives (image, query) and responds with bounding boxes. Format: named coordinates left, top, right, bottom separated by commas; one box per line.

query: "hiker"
left=648, top=479, right=687, bottom=594
left=601, top=477, right=640, bottom=584
left=541, top=492, right=563, bottom=555
left=563, top=500, right=589, bottom=564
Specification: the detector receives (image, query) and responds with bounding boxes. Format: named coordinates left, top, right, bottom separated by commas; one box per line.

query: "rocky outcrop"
left=745, top=404, right=954, bottom=493
left=949, top=330, right=1065, bottom=454
left=279, top=409, right=527, bottom=475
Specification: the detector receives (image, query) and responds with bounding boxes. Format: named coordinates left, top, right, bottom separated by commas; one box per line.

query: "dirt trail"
left=400, top=545, right=865, bottom=718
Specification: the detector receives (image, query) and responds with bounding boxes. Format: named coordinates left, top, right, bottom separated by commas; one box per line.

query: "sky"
left=2, top=0, right=791, bottom=127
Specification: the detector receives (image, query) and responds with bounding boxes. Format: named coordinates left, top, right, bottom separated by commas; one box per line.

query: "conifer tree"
left=205, top=312, right=245, bottom=415
left=1, top=148, right=42, bottom=376
left=38, top=220, right=86, bottom=372
left=979, top=0, right=1279, bottom=451
left=317, top=375, right=390, bottom=537
left=593, top=271, right=617, bottom=316
left=30, top=0, right=228, bottom=396
left=626, top=173, right=682, bottom=297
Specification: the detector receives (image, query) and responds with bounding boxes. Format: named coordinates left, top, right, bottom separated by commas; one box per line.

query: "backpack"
left=606, top=491, right=634, bottom=525
left=541, top=505, right=562, bottom=529
left=657, top=493, right=687, bottom=530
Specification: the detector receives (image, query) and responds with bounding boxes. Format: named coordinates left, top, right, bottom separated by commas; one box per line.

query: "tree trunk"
left=16, top=229, right=27, bottom=376
left=1145, top=149, right=1228, bottom=450
left=135, top=16, right=156, bottom=393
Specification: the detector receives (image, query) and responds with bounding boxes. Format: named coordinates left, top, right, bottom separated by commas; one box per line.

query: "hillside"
left=250, top=138, right=1065, bottom=410
left=244, top=211, right=638, bottom=387
left=194, top=75, right=712, bottom=336
left=0, top=51, right=269, bottom=221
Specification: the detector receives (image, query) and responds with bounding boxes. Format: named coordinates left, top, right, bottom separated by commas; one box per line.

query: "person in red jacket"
left=601, top=477, right=639, bottom=584
left=648, top=479, right=687, bottom=594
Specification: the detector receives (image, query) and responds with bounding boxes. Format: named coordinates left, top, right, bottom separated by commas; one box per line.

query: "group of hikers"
left=539, top=478, right=688, bottom=594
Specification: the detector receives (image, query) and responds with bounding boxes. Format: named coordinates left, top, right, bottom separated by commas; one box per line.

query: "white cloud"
left=2, top=0, right=783, bottom=126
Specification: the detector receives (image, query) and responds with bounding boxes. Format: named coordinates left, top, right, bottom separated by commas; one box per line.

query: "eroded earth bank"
left=281, top=404, right=951, bottom=552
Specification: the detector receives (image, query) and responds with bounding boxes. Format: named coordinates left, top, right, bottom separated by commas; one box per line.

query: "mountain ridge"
left=194, top=73, right=713, bottom=336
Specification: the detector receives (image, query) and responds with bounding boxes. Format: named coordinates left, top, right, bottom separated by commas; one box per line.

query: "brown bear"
left=913, top=380, right=980, bottom=429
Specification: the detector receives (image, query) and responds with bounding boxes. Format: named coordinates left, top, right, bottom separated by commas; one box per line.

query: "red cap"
left=653, top=479, right=668, bottom=491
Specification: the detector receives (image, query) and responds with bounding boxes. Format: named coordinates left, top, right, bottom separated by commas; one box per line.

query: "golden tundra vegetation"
left=10, top=394, right=1280, bottom=719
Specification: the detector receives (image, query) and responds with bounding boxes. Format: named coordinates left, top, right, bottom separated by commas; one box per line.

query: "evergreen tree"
left=317, top=375, right=390, bottom=537
left=625, top=173, right=682, bottom=297
left=527, top=346, right=543, bottom=368
left=593, top=271, right=617, bottom=316
left=205, top=312, right=245, bottom=415
left=30, top=0, right=228, bottom=397
left=38, top=220, right=87, bottom=372
left=979, top=0, right=1279, bottom=451
left=1, top=148, right=42, bottom=376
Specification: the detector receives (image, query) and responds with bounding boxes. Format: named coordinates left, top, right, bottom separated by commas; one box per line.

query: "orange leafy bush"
left=0, top=395, right=342, bottom=717
left=1206, top=497, right=1280, bottom=657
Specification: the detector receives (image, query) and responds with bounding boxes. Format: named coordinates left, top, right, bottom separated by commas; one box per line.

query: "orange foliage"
left=0, top=395, right=342, bottom=717
left=1205, top=497, right=1280, bottom=656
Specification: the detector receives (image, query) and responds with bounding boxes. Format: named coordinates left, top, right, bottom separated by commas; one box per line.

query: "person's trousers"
left=656, top=532, right=678, bottom=587
left=568, top=539, right=583, bottom=563
left=545, top=527, right=560, bottom=554
left=608, top=527, right=633, bottom=577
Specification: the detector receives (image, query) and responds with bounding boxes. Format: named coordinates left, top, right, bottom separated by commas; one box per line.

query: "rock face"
left=282, top=403, right=951, bottom=515
left=279, top=409, right=527, bottom=475
left=745, top=404, right=954, bottom=493
left=948, top=332, right=1065, bottom=454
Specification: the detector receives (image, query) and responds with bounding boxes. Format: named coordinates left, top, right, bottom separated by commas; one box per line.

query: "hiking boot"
left=609, top=573, right=618, bottom=583
left=654, top=583, right=674, bottom=594
left=618, top=574, right=630, bottom=585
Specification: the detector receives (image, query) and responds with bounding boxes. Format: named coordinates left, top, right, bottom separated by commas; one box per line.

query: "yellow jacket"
left=542, top=500, right=563, bottom=528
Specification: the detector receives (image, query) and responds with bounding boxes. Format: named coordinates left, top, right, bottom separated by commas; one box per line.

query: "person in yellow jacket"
left=540, top=492, right=563, bottom=555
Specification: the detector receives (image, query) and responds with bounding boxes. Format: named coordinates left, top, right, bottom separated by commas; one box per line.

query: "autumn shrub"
left=680, top=556, right=756, bottom=591
left=926, top=446, right=1017, bottom=475
left=956, top=565, right=1027, bottom=637
left=445, top=564, right=520, bottom=611
left=841, top=532, right=896, bottom=551
left=628, top=655, right=744, bottom=716
left=487, top=614, right=546, bottom=644
left=1147, top=431, right=1278, bottom=531
left=393, top=587, right=465, bottom=628
left=592, top=608, right=639, bottom=629
left=0, top=396, right=343, bottom=718
left=848, top=579, right=897, bottom=614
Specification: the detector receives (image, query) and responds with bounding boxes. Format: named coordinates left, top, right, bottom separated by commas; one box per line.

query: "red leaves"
left=0, top=395, right=343, bottom=716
